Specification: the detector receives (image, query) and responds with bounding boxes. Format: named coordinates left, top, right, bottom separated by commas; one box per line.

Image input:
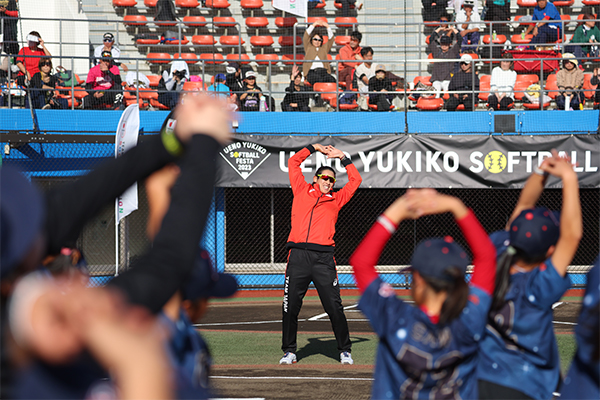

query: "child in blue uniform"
left=478, top=152, right=582, bottom=400
left=559, top=256, right=599, bottom=400
left=350, top=189, right=496, bottom=400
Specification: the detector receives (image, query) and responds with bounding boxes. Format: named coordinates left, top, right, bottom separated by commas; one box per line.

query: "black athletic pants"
left=478, top=380, right=534, bottom=400
left=282, top=248, right=351, bottom=354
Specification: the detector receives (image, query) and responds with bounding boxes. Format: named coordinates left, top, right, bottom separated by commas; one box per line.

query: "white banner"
left=272, top=0, right=307, bottom=19
left=115, top=104, right=140, bottom=222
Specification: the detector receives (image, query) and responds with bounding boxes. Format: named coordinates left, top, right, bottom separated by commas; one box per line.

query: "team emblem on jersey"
left=378, top=282, right=395, bottom=298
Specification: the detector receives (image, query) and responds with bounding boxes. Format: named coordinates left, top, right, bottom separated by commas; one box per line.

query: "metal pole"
left=115, top=206, right=119, bottom=276
left=71, top=57, right=75, bottom=110
left=60, top=20, right=63, bottom=67
left=270, top=188, right=274, bottom=265
left=136, top=59, right=139, bottom=105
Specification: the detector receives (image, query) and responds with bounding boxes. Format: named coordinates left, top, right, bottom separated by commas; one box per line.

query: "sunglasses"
left=313, top=38, right=323, bottom=42
left=317, top=174, right=336, bottom=183
left=103, top=39, right=114, bottom=42
left=40, top=62, right=51, bottom=66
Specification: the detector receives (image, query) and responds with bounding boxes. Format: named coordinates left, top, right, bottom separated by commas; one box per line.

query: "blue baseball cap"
left=215, top=73, right=226, bottom=82
left=509, top=207, right=560, bottom=259
left=182, top=249, right=238, bottom=300
left=1, top=167, right=45, bottom=277
left=410, top=237, right=470, bottom=282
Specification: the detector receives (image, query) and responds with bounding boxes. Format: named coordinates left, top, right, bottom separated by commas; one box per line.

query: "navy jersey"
left=477, top=234, right=571, bottom=400
left=162, top=311, right=212, bottom=399
left=359, top=277, right=492, bottom=400
left=560, top=259, right=600, bottom=399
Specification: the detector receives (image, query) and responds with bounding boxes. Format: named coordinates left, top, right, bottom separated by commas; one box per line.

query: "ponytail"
left=423, top=267, right=469, bottom=325
left=491, top=246, right=516, bottom=311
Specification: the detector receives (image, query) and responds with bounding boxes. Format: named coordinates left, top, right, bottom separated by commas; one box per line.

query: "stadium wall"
left=1, top=110, right=598, bottom=288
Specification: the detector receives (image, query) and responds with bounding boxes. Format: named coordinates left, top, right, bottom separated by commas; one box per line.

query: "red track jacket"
left=286, top=146, right=362, bottom=252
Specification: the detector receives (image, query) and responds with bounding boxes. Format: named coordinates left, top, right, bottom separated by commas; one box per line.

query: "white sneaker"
left=279, top=352, right=297, bottom=365
left=340, top=352, right=354, bottom=365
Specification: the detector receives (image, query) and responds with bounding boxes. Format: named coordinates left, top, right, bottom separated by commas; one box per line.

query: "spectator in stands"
left=303, top=20, right=336, bottom=85
left=157, top=59, right=189, bottom=110
left=338, top=31, right=363, bottom=90
left=484, top=0, right=511, bottom=27
left=488, top=52, right=517, bottom=111
left=207, top=73, right=229, bottom=99
left=334, top=0, right=362, bottom=17
left=282, top=65, right=310, bottom=112
left=449, top=0, right=480, bottom=17
left=16, top=31, right=51, bottom=87
left=354, top=46, right=376, bottom=109
left=566, top=15, right=600, bottom=59
left=0, top=0, right=19, bottom=56
left=525, top=0, right=561, bottom=48
left=428, top=14, right=459, bottom=54
left=591, top=67, right=600, bottom=108
left=30, top=58, right=68, bottom=110
left=456, top=0, right=482, bottom=53
left=225, top=62, right=251, bottom=107
left=446, top=54, right=479, bottom=111
left=422, top=0, right=446, bottom=23
left=555, top=53, right=585, bottom=110
left=83, top=51, right=123, bottom=110
left=368, top=64, right=395, bottom=111
left=431, top=35, right=460, bottom=98
left=94, top=33, right=128, bottom=72
left=239, top=70, right=262, bottom=111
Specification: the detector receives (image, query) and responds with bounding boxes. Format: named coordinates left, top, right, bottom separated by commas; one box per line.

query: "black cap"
left=440, top=35, right=452, bottom=45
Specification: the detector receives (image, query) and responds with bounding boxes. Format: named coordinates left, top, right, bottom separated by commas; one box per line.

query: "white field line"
left=308, top=304, right=359, bottom=321
left=194, top=319, right=305, bottom=327
left=211, top=376, right=374, bottom=381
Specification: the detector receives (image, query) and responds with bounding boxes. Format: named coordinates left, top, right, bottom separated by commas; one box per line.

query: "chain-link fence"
left=2, top=136, right=598, bottom=288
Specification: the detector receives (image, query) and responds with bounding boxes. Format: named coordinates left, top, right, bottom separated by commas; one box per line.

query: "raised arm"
left=327, top=146, right=362, bottom=207
left=540, top=154, right=582, bottom=277
left=110, top=95, right=233, bottom=313
left=506, top=163, right=550, bottom=229
left=288, top=144, right=329, bottom=195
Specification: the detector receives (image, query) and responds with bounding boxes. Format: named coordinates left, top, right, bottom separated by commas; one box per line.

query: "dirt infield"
left=202, top=290, right=582, bottom=400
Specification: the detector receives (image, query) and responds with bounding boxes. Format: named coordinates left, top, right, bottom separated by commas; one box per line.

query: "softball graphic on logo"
left=484, top=151, right=507, bottom=173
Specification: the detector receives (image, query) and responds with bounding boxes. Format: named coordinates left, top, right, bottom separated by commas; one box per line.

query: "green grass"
left=202, top=330, right=577, bottom=373
left=203, top=331, right=377, bottom=365
left=557, top=334, right=577, bottom=374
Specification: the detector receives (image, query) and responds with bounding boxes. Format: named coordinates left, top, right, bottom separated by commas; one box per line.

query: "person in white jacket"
left=455, top=0, right=482, bottom=53
left=488, top=52, right=517, bottom=110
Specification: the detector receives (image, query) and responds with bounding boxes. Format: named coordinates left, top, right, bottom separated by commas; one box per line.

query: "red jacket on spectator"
left=338, top=43, right=362, bottom=71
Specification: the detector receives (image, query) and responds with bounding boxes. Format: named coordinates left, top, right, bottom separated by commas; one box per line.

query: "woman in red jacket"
left=280, top=143, right=362, bottom=365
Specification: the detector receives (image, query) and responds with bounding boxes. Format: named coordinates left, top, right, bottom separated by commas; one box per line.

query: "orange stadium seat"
left=275, top=17, right=297, bottom=27
left=124, top=15, right=148, bottom=26
left=315, top=0, right=326, bottom=8
left=279, top=36, right=302, bottom=46
left=173, top=53, right=198, bottom=64
left=206, top=0, right=230, bottom=8
left=250, top=36, right=274, bottom=47
left=214, top=16, right=236, bottom=27
left=479, top=75, right=491, bottom=102
left=281, top=54, right=304, bottom=65
left=416, top=97, right=444, bottom=110
left=147, top=75, right=161, bottom=87
left=226, top=53, right=251, bottom=64
left=511, top=34, right=533, bottom=44
left=144, top=0, right=158, bottom=6
left=113, top=0, right=137, bottom=7
left=517, top=0, right=537, bottom=6
left=553, top=0, right=574, bottom=6
left=256, top=53, right=279, bottom=65
left=192, top=35, right=217, bottom=45
left=307, top=17, right=328, bottom=24
left=335, top=36, right=350, bottom=45
left=241, top=0, right=263, bottom=8
left=183, top=81, right=205, bottom=92
left=220, top=35, right=245, bottom=46
left=334, top=17, right=357, bottom=27
left=199, top=53, right=224, bottom=64
left=246, top=17, right=269, bottom=28
left=584, top=73, right=597, bottom=99
left=513, top=79, right=530, bottom=101
left=175, top=0, right=199, bottom=7
left=147, top=53, right=172, bottom=64
left=183, top=16, right=206, bottom=26
left=483, top=34, right=507, bottom=44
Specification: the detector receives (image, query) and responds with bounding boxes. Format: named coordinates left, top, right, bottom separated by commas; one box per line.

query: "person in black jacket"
left=591, top=67, right=600, bottom=109
left=446, top=54, right=479, bottom=111
left=282, top=65, right=310, bottom=111
left=368, top=64, right=395, bottom=111
left=0, top=0, right=19, bottom=55
left=239, top=70, right=262, bottom=111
